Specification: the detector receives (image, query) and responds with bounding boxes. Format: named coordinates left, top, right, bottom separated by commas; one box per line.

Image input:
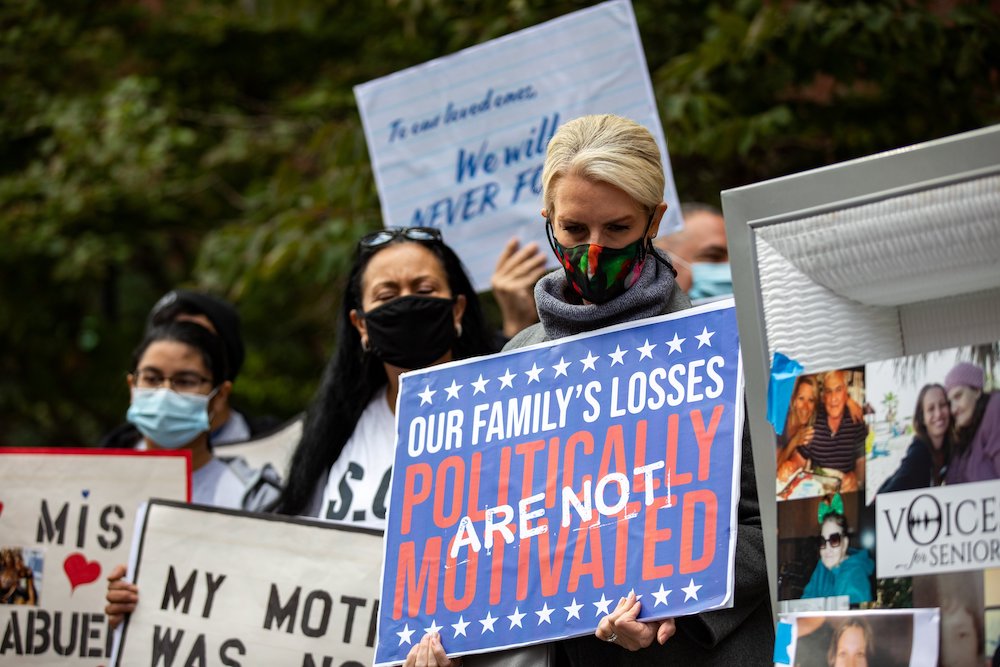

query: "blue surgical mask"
left=126, top=387, right=215, bottom=449
left=689, top=262, right=733, bottom=301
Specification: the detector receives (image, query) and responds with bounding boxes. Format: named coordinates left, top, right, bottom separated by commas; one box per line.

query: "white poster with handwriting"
left=354, top=0, right=681, bottom=290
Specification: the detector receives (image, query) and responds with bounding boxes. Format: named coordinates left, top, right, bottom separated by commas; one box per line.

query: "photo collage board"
left=773, top=340, right=1000, bottom=667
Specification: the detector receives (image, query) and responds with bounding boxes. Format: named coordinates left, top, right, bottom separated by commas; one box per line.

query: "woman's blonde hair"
left=542, top=114, right=664, bottom=216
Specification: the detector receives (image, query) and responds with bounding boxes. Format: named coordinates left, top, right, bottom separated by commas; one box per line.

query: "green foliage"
left=1, top=0, right=998, bottom=445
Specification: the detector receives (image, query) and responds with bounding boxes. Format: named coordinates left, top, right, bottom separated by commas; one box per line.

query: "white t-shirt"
left=319, top=387, right=396, bottom=530
left=192, top=457, right=246, bottom=509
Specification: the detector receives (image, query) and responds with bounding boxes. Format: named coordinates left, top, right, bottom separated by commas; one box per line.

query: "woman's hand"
left=595, top=592, right=676, bottom=651
left=403, top=632, right=462, bottom=667
left=105, top=564, right=138, bottom=630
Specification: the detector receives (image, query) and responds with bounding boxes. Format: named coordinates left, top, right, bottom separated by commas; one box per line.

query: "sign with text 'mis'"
left=375, top=300, right=744, bottom=664
left=354, top=0, right=681, bottom=290
left=113, top=501, right=383, bottom=666
left=0, top=448, right=189, bottom=666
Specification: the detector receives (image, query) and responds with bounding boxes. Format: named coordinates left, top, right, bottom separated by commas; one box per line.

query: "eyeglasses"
left=817, top=532, right=845, bottom=549
left=133, top=370, right=212, bottom=393
left=359, top=227, right=442, bottom=248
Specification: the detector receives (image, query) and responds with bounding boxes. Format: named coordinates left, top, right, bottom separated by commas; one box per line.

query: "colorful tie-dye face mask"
left=546, top=217, right=651, bottom=304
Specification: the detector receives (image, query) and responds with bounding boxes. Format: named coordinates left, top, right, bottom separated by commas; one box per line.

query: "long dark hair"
left=275, top=237, right=497, bottom=516
left=132, top=321, right=229, bottom=389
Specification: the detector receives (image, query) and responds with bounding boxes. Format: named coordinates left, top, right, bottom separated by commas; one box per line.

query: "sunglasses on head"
left=359, top=227, right=442, bottom=249
left=817, top=532, right=844, bottom=549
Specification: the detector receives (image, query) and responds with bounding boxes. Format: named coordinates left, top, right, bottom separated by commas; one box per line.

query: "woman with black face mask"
left=273, top=229, right=496, bottom=525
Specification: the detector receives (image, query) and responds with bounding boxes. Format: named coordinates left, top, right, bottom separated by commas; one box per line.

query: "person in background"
left=407, top=114, right=770, bottom=666
left=801, top=511, right=873, bottom=605
left=944, top=361, right=1000, bottom=484
left=100, top=289, right=277, bottom=448
left=120, top=320, right=281, bottom=509
left=103, top=320, right=282, bottom=628
left=653, top=202, right=732, bottom=302
left=273, top=227, right=497, bottom=527
left=877, top=383, right=951, bottom=493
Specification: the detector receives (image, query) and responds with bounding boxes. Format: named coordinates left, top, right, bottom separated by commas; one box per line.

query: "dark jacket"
left=877, top=437, right=940, bottom=494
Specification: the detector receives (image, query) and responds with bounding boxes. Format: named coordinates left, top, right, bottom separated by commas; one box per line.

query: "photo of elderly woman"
left=778, top=369, right=868, bottom=501
left=778, top=492, right=874, bottom=605
left=865, top=343, right=999, bottom=503
left=944, top=361, right=1000, bottom=484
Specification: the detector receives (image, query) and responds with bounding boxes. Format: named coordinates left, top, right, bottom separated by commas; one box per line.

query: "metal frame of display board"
left=720, top=123, right=1000, bottom=616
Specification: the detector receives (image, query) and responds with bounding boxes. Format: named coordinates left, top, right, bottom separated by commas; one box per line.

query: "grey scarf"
left=534, top=249, right=682, bottom=340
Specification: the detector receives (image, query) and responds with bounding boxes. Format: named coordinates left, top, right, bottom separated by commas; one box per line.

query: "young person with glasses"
left=273, top=227, right=496, bottom=530
left=104, top=320, right=282, bottom=629
left=801, top=510, right=873, bottom=605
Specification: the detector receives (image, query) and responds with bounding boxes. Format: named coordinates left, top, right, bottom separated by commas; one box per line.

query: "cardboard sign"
left=113, top=501, right=383, bottom=666
left=354, top=0, right=681, bottom=290
left=375, top=300, right=743, bottom=664
left=0, top=448, right=190, bottom=666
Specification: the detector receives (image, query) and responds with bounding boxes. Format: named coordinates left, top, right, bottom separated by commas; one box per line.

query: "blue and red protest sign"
left=375, top=300, right=744, bottom=664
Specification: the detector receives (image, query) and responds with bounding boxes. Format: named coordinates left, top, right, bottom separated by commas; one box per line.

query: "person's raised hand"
left=491, top=238, right=547, bottom=338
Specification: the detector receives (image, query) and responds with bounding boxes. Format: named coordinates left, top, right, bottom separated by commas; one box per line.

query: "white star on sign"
left=564, top=598, right=583, bottom=620
left=418, top=385, right=436, bottom=406
left=637, top=339, right=657, bottom=359
left=593, top=593, right=613, bottom=616
left=479, top=611, right=498, bottom=634
left=424, top=619, right=443, bottom=635
left=535, top=602, right=555, bottom=624
left=552, top=357, right=571, bottom=377
left=444, top=379, right=463, bottom=400
left=507, top=607, right=526, bottom=629
left=525, top=363, right=543, bottom=384
left=682, top=578, right=702, bottom=602
left=579, top=350, right=599, bottom=372
left=666, top=332, right=685, bottom=354
left=498, top=368, right=516, bottom=389
left=652, top=583, right=672, bottom=607
left=471, top=373, right=489, bottom=395
left=695, top=326, right=715, bottom=348
left=608, top=344, right=627, bottom=366
left=397, top=623, right=415, bottom=645
left=451, top=616, right=470, bottom=637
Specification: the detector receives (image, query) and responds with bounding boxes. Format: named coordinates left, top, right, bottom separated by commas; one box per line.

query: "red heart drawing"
left=0, top=500, right=4, bottom=518
left=63, top=553, right=102, bottom=592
